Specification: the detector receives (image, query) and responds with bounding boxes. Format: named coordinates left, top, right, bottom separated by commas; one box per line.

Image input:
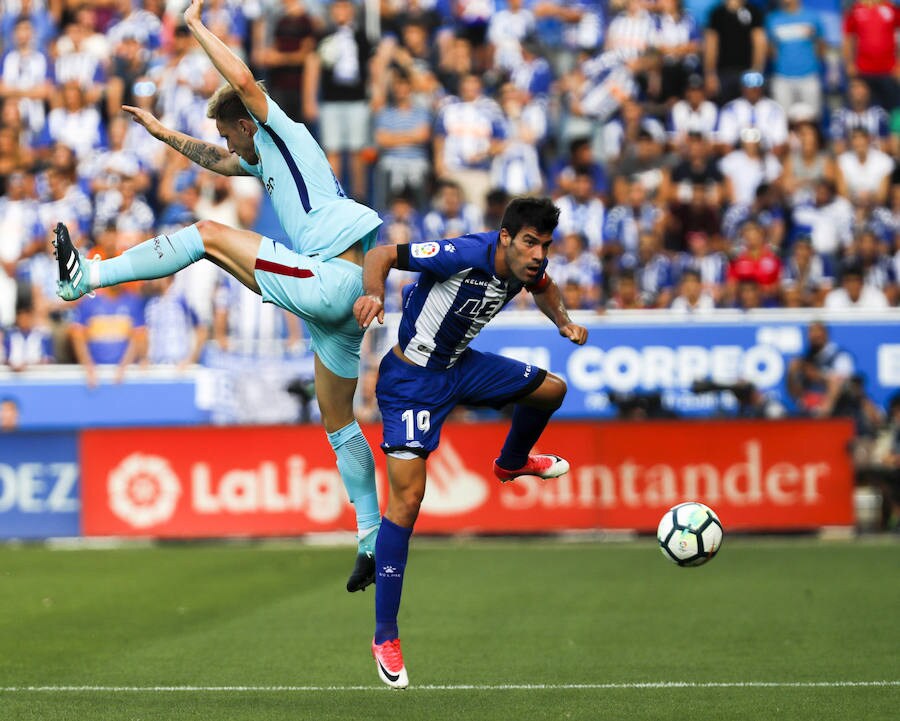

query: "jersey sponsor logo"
left=410, top=241, right=440, bottom=258
left=265, top=176, right=275, bottom=196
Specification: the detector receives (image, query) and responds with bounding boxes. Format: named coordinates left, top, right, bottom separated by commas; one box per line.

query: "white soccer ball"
left=657, top=502, right=723, bottom=567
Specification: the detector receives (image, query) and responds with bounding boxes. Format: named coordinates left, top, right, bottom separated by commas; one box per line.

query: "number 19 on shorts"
left=401, top=409, right=431, bottom=440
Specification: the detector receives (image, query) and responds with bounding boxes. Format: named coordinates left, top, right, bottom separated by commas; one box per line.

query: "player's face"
left=217, top=118, right=259, bottom=165
left=501, top=225, right=553, bottom=283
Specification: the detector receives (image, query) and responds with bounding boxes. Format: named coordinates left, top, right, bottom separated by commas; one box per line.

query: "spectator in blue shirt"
left=69, top=285, right=146, bottom=388
left=765, top=0, right=825, bottom=120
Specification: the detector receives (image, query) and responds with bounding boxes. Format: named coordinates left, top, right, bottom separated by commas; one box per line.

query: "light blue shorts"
left=254, top=238, right=366, bottom=379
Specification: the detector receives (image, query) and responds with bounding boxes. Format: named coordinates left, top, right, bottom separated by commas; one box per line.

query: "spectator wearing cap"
left=780, top=235, right=834, bottom=307
left=782, top=120, right=835, bottom=208
left=728, top=217, right=782, bottom=305
left=764, top=0, right=824, bottom=120
left=668, top=74, right=719, bottom=148
left=842, top=0, right=900, bottom=112
left=836, top=127, right=894, bottom=206
left=703, top=0, right=766, bottom=103
left=825, top=261, right=890, bottom=309
left=716, top=71, right=789, bottom=156
left=829, top=78, right=891, bottom=156
left=718, top=126, right=782, bottom=208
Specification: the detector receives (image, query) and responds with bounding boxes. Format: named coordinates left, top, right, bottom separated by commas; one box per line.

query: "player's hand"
left=559, top=322, right=588, bottom=345
left=183, top=0, right=203, bottom=26
left=354, top=294, right=384, bottom=329
left=122, top=105, right=163, bottom=136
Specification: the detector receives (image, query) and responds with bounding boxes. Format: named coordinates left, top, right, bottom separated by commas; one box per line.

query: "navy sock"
left=496, top=404, right=554, bottom=470
left=374, top=517, right=413, bottom=644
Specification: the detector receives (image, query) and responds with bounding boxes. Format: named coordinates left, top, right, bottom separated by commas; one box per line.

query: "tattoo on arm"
left=170, top=135, right=230, bottom=170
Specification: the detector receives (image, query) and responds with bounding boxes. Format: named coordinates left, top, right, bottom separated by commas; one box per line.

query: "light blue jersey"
left=239, top=95, right=381, bottom=259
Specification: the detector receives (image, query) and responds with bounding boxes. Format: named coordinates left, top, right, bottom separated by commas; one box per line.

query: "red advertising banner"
left=80, top=419, right=855, bottom=537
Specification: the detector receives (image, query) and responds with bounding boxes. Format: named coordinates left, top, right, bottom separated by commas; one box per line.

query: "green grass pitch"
left=0, top=538, right=897, bottom=721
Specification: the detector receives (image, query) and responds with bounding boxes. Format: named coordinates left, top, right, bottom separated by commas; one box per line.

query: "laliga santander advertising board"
left=80, top=420, right=854, bottom=537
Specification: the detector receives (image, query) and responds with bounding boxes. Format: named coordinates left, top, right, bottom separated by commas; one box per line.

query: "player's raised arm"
left=121, top=105, right=247, bottom=176
left=183, top=0, right=268, bottom=122
left=533, top=275, right=589, bottom=345
left=353, top=245, right=399, bottom=329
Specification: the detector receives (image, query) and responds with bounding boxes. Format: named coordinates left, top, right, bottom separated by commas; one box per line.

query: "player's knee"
left=392, top=485, right=425, bottom=525
left=543, top=373, right=567, bottom=410
left=194, top=219, right=222, bottom=251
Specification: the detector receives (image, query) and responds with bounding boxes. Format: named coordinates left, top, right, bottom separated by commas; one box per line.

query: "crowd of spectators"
left=0, top=0, right=898, bottom=376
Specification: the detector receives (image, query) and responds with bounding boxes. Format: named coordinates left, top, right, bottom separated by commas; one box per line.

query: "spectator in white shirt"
left=670, top=268, right=716, bottom=313
left=668, top=74, right=719, bottom=148
left=836, top=127, right=894, bottom=206
left=719, top=127, right=782, bottom=207
left=824, top=262, right=889, bottom=310
left=716, top=71, right=788, bottom=155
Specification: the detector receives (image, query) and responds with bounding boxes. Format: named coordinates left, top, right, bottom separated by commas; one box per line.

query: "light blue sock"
left=327, top=421, right=380, bottom=546
left=97, top=225, right=206, bottom=288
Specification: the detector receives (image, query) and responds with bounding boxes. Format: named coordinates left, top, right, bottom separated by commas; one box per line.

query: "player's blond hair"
left=206, top=80, right=267, bottom=123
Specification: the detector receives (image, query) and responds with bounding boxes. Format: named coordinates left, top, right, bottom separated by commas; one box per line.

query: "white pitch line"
left=1, top=682, right=898, bottom=692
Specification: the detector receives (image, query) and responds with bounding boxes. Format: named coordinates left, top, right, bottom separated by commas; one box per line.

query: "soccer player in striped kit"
left=53, top=0, right=382, bottom=592
left=353, top=197, right=589, bottom=688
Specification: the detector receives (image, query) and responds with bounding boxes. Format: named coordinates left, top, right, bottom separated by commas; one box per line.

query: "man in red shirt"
left=728, top=217, right=782, bottom=305
left=843, top=0, right=900, bottom=110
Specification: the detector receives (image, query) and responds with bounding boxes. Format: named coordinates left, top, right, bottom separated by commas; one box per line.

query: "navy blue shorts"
left=377, top=348, right=547, bottom=458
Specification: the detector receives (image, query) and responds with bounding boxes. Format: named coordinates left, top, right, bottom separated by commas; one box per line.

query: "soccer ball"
left=657, top=502, right=723, bottom=567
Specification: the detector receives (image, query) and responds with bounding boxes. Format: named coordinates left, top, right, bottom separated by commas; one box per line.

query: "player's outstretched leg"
left=493, top=373, right=570, bottom=482
left=54, top=222, right=206, bottom=301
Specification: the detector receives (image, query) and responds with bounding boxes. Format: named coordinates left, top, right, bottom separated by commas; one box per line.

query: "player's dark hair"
left=500, top=197, right=560, bottom=239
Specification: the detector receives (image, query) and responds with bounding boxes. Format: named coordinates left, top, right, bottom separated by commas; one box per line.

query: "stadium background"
left=0, top=0, right=897, bottom=539
left=0, top=2, right=898, bottom=717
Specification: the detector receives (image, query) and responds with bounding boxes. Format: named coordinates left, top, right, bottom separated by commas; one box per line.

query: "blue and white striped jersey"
left=395, top=232, right=547, bottom=370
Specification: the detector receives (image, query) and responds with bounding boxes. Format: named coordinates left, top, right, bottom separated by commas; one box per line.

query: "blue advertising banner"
left=0, top=432, right=80, bottom=538
left=470, top=312, right=900, bottom=418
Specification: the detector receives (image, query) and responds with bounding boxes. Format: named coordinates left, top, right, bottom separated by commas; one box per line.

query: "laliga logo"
left=421, top=440, right=488, bottom=515
left=108, top=454, right=181, bottom=528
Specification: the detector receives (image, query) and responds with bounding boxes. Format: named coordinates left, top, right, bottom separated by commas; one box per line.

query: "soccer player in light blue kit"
left=353, top=197, right=589, bottom=687
left=53, top=0, right=381, bottom=591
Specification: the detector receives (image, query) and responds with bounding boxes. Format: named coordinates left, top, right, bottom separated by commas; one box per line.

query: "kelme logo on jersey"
left=410, top=242, right=440, bottom=258
left=108, top=453, right=181, bottom=529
